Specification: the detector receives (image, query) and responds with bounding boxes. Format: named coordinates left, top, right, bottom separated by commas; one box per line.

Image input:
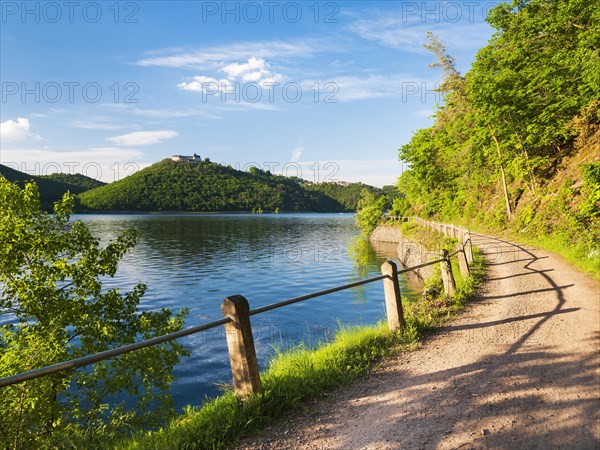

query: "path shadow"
left=309, top=234, right=598, bottom=449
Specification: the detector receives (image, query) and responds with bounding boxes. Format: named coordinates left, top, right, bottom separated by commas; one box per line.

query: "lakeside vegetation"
left=0, top=174, right=484, bottom=449
left=394, top=0, right=599, bottom=274
left=117, top=242, right=485, bottom=450
left=2, top=0, right=597, bottom=447
left=0, top=179, right=188, bottom=449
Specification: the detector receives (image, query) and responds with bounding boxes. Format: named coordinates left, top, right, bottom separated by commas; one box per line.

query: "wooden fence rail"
left=0, top=218, right=471, bottom=398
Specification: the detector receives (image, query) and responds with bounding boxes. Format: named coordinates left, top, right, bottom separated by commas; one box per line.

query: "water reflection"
left=73, top=214, right=418, bottom=410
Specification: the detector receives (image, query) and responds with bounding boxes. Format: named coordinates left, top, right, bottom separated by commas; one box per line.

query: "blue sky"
left=0, top=1, right=500, bottom=186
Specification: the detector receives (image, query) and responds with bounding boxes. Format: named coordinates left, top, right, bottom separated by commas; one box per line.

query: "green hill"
left=0, top=164, right=103, bottom=210
left=78, top=159, right=349, bottom=212
left=39, top=173, right=105, bottom=191
left=302, top=182, right=383, bottom=211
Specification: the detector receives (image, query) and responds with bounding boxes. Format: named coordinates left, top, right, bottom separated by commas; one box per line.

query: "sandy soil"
left=238, top=233, right=600, bottom=450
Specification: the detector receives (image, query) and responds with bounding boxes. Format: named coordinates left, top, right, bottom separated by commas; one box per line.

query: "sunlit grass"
left=114, top=249, right=485, bottom=450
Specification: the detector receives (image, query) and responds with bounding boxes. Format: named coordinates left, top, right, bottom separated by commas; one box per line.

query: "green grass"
left=115, top=324, right=406, bottom=450
left=388, top=220, right=459, bottom=251
left=113, top=249, right=486, bottom=450
left=514, top=233, right=599, bottom=277
left=459, top=218, right=599, bottom=278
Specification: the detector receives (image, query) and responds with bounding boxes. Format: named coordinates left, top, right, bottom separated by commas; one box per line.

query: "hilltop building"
left=172, top=153, right=201, bottom=162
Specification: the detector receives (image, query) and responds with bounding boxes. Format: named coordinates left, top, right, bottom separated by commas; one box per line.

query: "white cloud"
left=100, top=104, right=224, bottom=120
left=71, top=120, right=137, bottom=131
left=291, top=146, right=303, bottom=162
left=1, top=118, right=41, bottom=141
left=221, top=57, right=283, bottom=84
left=137, top=40, right=321, bottom=70
left=179, top=57, right=284, bottom=99
left=107, top=130, right=178, bottom=146
left=348, top=16, right=493, bottom=53
left=0, top=147, right=150, bottom=183
left=178, top=76, right=232, bottom=93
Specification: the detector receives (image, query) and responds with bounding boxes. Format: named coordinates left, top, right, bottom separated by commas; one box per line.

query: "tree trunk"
left=488, top=125, right=512, bottom=219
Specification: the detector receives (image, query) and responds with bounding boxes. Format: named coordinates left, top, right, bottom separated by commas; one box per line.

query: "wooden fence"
left=0, top=218, right=473, bottom=398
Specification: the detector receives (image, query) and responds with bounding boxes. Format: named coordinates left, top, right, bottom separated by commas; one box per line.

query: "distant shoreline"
left=73, top=210, right=354, bottom=215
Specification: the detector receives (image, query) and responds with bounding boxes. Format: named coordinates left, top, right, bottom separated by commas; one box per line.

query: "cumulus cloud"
left=107, top=130, right=178, bottom=146
left=178, top=57, right=283, bottom=96
left=221, top=57, right=282, bottom=84
left=178, top=76, right=232, bottom=93
left=0, top=117, right=41, bottom=141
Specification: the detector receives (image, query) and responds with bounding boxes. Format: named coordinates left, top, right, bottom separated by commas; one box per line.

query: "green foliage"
left=39, top=172, right=105, bottom=191
left=397, top=0, right=600, bottom=273
left=78, top=160, right=346, bottom=213
left=119, top=234, right=486, bottom=450
left=118, top=322, right=401, bottom=450
left=390, top=197, right=409, bottom=217
left=302, top=182, right=382, bottom=211
left=0, top=164, right=102, bottom=211
left=579, top=163, right=600, bottom=221
left=0, top=177, right=189, bottom=449
left=347, top=236, right=379, bottom=277
left=355, top=189, right=387, bottom=236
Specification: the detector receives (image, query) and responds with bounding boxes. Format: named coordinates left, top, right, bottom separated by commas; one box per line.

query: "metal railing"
left=0, top=219, right=473, bottom=395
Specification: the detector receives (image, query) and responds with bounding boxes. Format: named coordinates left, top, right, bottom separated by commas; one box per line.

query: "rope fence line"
left=0, top=218, right=472, bottom=397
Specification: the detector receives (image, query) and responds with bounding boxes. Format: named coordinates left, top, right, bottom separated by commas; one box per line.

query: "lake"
left=74, top=213, right=417, bottom=411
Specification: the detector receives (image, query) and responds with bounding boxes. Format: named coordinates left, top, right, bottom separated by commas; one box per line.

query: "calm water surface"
left=75, top=213, right=417, bottom=411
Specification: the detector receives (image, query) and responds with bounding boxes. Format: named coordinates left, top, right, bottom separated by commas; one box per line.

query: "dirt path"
left=239, top=234, right=600, bottom=449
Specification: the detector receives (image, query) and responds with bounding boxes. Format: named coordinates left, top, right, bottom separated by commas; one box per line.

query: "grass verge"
left=459, top=219, right=599, bottom=277
left=513, top=233, right=599, bottom=277
left=115, top=245, right=485, bottom=450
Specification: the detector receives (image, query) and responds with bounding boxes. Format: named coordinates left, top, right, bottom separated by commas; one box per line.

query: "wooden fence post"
left=221, top=295, right=262, bottom=397
left=464, top=231, right=474, bottom=264
left=381, top=261, right=405, bottom=331
left=440, top=249, right=457, bottom=297
left=456, top=243, right=470, bottom=278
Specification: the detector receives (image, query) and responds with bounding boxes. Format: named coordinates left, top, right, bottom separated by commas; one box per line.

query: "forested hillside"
left=77, top=159, right=350, bottom=212
left=39, top=173, right=105, bottom=191
left=302, top=182, right=385, bottom=211
left=397, top=0, right=599, bottom=272
left=0, top=164, right=103, bottom=209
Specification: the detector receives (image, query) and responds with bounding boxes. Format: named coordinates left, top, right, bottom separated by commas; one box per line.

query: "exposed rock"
left=370, top=225, right=437, bottom=284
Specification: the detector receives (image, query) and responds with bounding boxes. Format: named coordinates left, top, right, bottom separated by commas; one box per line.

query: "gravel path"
left=239, top=233, right=600, bottom=449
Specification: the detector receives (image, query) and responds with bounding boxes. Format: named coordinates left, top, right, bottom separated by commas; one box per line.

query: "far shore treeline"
left=0, top=160, right=397, bottom=213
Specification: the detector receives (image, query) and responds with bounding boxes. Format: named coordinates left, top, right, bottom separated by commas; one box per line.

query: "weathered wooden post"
left=456, top=243, right=470, bottom=278
left=381, top=261, right=405, bottom=331
left=464, top=231, right=474, bottom=264
left=221, top=295, right=262, bottom=397
left=440, top=249, right=457, bottom=297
